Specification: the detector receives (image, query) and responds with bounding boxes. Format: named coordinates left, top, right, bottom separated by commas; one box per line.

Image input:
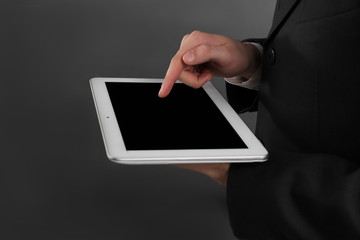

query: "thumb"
left=182, top=44, right=222, bottom=66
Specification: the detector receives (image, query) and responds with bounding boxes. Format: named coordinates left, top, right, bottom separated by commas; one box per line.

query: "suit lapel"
left=266, top=0, right=301, bottom=44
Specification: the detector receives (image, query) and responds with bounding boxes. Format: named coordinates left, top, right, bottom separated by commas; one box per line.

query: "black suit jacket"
left=226, top=0, right=360, bottom=239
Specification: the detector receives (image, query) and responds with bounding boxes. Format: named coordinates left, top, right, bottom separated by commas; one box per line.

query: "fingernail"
left=184, top=51, right=195, bottom=63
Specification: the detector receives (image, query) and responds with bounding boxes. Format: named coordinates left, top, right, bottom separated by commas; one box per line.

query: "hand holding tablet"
left=90, top=78, right=267, bottom=164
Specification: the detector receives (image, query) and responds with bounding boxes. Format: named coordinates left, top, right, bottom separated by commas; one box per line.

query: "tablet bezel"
left=90, top=77, right=267, bottom=164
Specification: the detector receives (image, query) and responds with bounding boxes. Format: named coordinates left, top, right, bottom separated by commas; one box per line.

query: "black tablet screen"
left=106, top=82, right=247, bottom=150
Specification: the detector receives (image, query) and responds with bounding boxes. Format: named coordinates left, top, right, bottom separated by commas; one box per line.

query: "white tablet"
left=90, top=78, right=267, bottom=164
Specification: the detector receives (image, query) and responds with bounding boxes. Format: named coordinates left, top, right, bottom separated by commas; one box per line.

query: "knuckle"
left=182, top=34, right=190, bottom=42
left=170, top=55, right=179, bottom=63
left=191, top=30, right=202, bottom=36
left=198, top=44, right=210, bottom=55
left=189, top=30, right=202, bottom=41
left=179, top=76, right=201, bottom=89
left=180, top=34, right=189, bottom=47
left=190, top=30, right=200, bottom=35
left=192, top=82, right=202, bottom=89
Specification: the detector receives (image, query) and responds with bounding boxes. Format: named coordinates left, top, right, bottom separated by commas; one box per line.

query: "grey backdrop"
left=1, top=0, right=275, bottom=239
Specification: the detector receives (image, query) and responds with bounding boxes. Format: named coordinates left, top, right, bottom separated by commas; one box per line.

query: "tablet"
left=90, top=78, right=267, bottom=164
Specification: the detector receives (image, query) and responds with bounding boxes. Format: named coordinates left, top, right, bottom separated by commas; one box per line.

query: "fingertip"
left=158, top=86, right=167, bottom=98
left=158, top=81, right=172, bottom=98
left=158, top=89, right=168, bottom=98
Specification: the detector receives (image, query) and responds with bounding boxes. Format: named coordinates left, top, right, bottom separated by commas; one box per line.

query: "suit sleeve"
left=226, top=151, right=360, bottom=239
left=225, top=38, right=266, bottom=113
left=225, top=82, right=258, bottom=113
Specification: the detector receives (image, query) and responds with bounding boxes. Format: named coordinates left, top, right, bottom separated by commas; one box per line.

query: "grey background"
left=1, top=0, right=275, bottom=239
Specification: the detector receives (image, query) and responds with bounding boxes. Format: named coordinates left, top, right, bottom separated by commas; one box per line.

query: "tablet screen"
left=106, top=82, right=247, bottom=150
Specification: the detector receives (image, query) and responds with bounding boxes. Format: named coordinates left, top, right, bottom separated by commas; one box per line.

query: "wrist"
left=241, top=42, right=262, bottom=80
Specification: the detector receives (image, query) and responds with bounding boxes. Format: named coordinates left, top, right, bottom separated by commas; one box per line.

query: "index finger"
left=158, top=54, right=184, bottom=98
left=158, top=31, right=224, bottom=98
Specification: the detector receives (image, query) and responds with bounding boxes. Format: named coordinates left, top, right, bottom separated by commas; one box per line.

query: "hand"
left=175, top=163, right=230, bottom=187
left=159, top=31, right=259, bottom=186
left=158, top=30, right=261, bottom=98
